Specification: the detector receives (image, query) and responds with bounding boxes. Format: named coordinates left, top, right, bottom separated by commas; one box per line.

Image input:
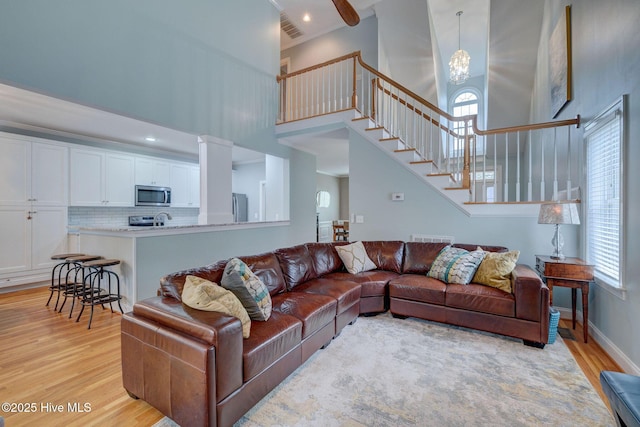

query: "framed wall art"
left=549, top=5, right=572, bottom=119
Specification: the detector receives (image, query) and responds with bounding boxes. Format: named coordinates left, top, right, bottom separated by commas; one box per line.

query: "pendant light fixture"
left=449, top=10, right=470, bottom=85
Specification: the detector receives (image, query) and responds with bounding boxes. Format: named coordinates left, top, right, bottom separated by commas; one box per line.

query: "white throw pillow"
left=335, top=241, right=377, bottom=274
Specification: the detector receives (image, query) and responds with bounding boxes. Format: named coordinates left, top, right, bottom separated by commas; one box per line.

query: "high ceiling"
left=0, top=1, right=544, bottom=178
left=273, top=0, right=544, bottom=177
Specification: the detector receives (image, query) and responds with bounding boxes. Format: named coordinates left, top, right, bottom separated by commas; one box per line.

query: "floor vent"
left=410, top=234, right=455, bottom=244
left=280, top=12, right=304, bottom=39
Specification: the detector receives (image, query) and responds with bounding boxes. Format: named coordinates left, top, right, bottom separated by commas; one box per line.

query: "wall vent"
left=280, top=12, right=303, bottom=39
left=410, top=234, right=455, bottom=244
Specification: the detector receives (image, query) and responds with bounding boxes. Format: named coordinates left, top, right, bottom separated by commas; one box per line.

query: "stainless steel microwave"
left=135, top=185, right=171, bottom=207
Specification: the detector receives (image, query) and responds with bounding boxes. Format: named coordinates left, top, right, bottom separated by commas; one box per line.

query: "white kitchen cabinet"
left=105, top=153, right=135, bottom=206
left=0, top=206, right=30, bottom=274
left=0, top=133, right=69, bottom=282
left=70, top=148, right=134, bottom=206
left=170, top=162, right=189, bottom=207
left=0, top=134, right=68, bottom=206
left=170, top=162, right=199, bottom=207
left=189, top=165, right=200, bottom=207
left=135, top=156, right=171, bottom=187
left=31, top=142, right=69, bottom=205
left=0, top=206, right=68, bottom=277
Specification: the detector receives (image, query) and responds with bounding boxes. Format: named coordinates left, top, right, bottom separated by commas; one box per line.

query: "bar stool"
left=76, top=259, right=123, bottom=329
left=47, top=253, right=85, bottom=309
left=57, top=255, right=103, bottom=317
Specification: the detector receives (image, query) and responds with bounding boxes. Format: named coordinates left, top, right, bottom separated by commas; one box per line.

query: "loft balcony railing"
left=276, top=51, right=580, bottom=204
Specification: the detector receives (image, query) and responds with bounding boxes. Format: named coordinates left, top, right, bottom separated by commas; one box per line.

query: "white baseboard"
left=556, top=306, right=640, bottom=375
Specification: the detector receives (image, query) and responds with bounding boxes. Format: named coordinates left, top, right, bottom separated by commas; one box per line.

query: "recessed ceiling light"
left=145, top=137, right=157, bottom=142
left=303, top=13, right=311, bottom=22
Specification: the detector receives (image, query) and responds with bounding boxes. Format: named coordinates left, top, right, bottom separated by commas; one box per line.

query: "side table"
left=535, top=255, right=594, bottom=343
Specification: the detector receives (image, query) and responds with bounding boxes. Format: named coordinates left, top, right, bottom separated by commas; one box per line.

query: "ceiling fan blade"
left=332, top=0, right=360, bottom=27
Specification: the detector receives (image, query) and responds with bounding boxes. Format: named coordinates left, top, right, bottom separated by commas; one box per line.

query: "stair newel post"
left=371, top=78, right=376, bottom=121
left=351, top=56, right=357, bottom=110
left=462, top=119, right=471, bottom=189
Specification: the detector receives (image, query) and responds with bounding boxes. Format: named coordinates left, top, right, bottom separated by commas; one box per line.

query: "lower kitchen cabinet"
left=0, top=205, right=68, bottom=282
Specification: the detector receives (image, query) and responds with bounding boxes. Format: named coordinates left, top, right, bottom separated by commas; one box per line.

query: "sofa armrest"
left=512, top=264, right=550, bottom=323
left=124, top=296, right=244, bottom=407
left=133, top=296, right=242, bottom=346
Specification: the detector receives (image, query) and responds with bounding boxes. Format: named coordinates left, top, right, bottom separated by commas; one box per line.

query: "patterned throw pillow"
left=222, top=258, right=272, bottom=321
left=335, top=241, right=377, bottom=274
left=427, top=246, right=485, bottom=285
left=472, top=249, right=520, bottom=293
left=181, top=275, right=251, bottom=338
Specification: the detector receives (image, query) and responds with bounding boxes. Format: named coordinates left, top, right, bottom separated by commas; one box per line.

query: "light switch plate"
left=355, top=215, right=364, bottom=223
left=391, top=192, right=404, bottom=201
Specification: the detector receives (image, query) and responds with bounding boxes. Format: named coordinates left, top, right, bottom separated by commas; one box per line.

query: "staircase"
left=275, top=51, right=580, bottom=217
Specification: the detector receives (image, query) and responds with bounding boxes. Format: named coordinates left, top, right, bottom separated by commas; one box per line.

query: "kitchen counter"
left=68, top=220, right=293, bottom=313
left=70, top=220, right=289, bottom=237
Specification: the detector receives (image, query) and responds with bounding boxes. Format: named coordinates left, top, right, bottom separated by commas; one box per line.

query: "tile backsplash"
left=68, top=206, right=199, bottom=228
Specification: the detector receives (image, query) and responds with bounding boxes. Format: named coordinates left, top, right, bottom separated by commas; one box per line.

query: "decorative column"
left=197, top=135, right=233, bottom=225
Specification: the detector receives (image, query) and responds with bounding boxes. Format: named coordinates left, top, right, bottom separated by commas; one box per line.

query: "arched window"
left=451, top=91, right=478, bottom=136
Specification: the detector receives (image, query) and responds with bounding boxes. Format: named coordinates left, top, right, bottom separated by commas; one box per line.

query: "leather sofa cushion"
left=242, top=311, right=302, bottom=382
left=275, top=244, right=318, bottom=290
left=362, top=241, right=405, bottom=273
left=160, top=259, right=228, bottom=301
left=239, top=252, right=287, bottom=296
left=454, top=243, right=508, bottom=253
left=445, top=283, right=515, bottom=317
left=323, top=270, right=398, bottom=297
left=271, top=292, right=337, bottom=339
left=292, top=278, right=361, bottom=314
left=388, top=275, right=446, bottom=305
left=306, top=242, right=345, bottom=276
left=401, top=242, right=448, bottom=274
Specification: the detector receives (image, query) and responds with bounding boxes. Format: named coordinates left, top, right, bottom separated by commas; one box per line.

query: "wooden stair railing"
left=276, top=51, right=581, bottom=204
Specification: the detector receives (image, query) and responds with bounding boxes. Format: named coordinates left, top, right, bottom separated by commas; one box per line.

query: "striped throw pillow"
left=427, top=246, right=485, bottom=285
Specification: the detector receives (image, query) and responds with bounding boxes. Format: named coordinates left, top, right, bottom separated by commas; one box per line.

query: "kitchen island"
left=70, top=221, right=292, bottom=312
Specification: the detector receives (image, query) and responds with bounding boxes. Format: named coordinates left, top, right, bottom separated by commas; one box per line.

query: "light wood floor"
left=0, top=286, right=622, bottom=426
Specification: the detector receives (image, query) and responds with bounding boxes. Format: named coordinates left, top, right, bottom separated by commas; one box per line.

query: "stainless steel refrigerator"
left=232, top=193, right=248, bottom=222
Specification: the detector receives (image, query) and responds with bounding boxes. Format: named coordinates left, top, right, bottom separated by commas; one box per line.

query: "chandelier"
left=449, top=11, right=470, bottom=85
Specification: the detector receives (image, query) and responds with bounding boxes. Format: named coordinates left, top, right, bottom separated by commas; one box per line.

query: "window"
left=451, top=91, right=478, bottom=155
left=584, top=97, right=625, bottom=292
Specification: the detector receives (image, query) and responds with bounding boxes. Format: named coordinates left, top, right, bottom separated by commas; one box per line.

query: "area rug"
left=154, top=313, right=614, bottom=427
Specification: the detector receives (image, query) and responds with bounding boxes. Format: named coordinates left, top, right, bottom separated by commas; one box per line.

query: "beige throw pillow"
left=181, top=275, right=251, bottom=338
left=472, top=249, right=520, bottom=293
left=335, top=241, right=377, bottom=274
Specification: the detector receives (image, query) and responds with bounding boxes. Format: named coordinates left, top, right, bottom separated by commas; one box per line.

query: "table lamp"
left=537, top=202, right=580, bottom=260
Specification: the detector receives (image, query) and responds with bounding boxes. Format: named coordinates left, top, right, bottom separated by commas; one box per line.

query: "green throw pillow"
left=427, top=246, right=485, bottom=285
left=222, top=258, right=272, bottom=321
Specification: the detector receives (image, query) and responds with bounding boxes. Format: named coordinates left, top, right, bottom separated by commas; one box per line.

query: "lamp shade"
left=537, top=203, right=580, bottom=225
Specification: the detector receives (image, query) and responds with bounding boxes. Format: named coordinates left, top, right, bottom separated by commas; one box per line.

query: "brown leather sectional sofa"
left=121, top=241, right=550, bottom=427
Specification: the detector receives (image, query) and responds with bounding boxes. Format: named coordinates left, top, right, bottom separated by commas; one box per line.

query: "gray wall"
left=281, top=15, right=378, bottom=72
left=347, top=128, right=576, bottom=267
left=316, top=173, right=342, bottom=222
left=529, top=0, right=640, bottom=372
left=0, top=1, right=317, bottom=293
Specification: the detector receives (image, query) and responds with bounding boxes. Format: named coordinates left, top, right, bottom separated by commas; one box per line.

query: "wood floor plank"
left=0, top=286, right=163, bottom=427
left=0, top=287, right=622, bottom=426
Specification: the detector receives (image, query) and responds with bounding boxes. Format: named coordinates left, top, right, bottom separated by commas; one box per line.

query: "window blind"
left=585, top=104, right=622, bottom=287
